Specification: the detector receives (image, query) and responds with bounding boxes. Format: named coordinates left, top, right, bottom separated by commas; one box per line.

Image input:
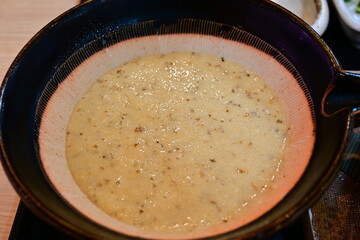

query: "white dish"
left=271, top=0, right=330, bottom=35
left=332, top=0, right=360, bottom=48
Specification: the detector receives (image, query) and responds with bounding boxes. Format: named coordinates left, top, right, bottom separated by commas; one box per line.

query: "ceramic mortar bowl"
left=1, top=0, right=359, bottom=239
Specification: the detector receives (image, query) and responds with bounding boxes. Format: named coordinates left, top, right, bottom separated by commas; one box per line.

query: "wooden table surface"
left=0, top=1, right=78, bottom=239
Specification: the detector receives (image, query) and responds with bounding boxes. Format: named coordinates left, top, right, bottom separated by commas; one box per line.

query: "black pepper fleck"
left=134, top=126, right=145, bottom=132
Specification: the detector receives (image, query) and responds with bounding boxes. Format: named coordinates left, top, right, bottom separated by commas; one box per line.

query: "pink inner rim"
left=39, top=34, right=314, bottom=239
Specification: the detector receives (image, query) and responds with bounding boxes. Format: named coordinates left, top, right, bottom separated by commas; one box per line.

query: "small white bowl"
left=332, top=0, right=360, bottom=48
left=271, top=0, right=330, bottom=35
